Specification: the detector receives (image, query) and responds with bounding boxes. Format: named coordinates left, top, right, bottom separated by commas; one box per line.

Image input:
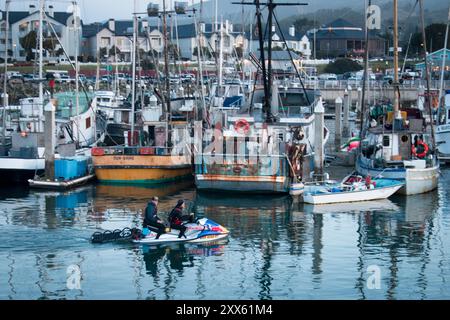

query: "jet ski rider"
left=143, top=196, right=165, bottom=240
left=168, top=200, right=194, bottom=239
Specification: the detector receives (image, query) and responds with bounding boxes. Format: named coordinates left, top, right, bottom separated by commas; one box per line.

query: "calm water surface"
left=0, top=168, right=449, bottom=300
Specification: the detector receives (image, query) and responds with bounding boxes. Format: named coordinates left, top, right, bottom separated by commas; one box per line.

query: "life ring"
left=412, top=141, right=429, bottom=159
left=234, top=119, right=250, bottom=134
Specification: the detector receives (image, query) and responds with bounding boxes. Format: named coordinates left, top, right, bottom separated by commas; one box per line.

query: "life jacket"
left=169, top=207, right=183, bottom=226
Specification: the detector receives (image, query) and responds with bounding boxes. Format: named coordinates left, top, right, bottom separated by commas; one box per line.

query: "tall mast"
left=73, top=1, right=80, bottom=144
left=219, top=16, right=224, bottom=86
left=255, top=0, right=270, bottom=122
left=131, top=0, right=137, bottom=145
left=438, top=5, right=450, bottom=119
left=2, top=0, right=10, bottom=147
left=39, top=0, right=44, bottom=106
left=419, top=0, right=436, bottom=150
left=162, top=0, right=171, bottom=118
left=359, top=0, right=371, bottom=139
left=393, top=0, right=400, bottom=118
left=267, top=0, right=274, bottom=122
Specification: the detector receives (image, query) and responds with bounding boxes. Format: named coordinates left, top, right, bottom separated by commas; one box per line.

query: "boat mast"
left=2, top=0, right=10, bottom=147
left=163, top=0, right=171, bottom=122
left=219, top=16, right=224, bottom=86
left=39, top=0, right=44, bottom=108
left=393, top=0, right=400, bottom=120
left=131, top=0, right=137, bottom=146
left=73, top=1, right=80, bottom=145
left=419, top=0, right=436, bottom=151
left=359, top=0, right=371, bottom=140
left=438, top=5, right=450, bottom=122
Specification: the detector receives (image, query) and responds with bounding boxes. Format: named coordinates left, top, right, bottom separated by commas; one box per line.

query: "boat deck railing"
left=93, top=146, right=188, bottom=157
left=195, top=154, right=289, bottom=177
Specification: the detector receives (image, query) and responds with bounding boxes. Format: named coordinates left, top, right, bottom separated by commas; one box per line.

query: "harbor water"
left=0, top=165, right=449, bottom=300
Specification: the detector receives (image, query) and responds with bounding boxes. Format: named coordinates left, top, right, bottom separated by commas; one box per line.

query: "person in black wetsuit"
left=143, top=196, right=165, bottom=239
left=168, top=200, right=194, bottom=239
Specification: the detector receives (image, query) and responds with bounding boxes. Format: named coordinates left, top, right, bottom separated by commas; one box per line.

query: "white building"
left=247, top=25, right=311, bottom=59
left=81, top=19, right=162, bottom=62
left=0, top=4, right=79, bottom=62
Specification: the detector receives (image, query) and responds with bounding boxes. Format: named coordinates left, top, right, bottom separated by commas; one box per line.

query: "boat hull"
left=0, top=158, right=45, bottom=184
left=436, top=125, right=450, bottom=157
left=195, top=174, right=289, bottom=193
left=303, top=184, right=403, bottom=205
left=93, top=154, right=192, bottom=184
left=356, top=157, right=439, bottom=195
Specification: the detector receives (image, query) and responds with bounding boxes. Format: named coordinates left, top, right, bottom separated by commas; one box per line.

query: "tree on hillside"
left=324, top=58, right=362, bottom=74
left=410, top=23, right=449, bottom=56
left=19, top=31, right=37, bottom=61
left=193, top=46, right=212, bottom=59
left=292, top=17, right=315, bottom=34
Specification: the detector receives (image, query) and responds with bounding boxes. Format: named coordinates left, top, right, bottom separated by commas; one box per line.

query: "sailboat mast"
left=131, top=0, right=137, bottom=145
left=393, top=0, right=400, bottom=118
left=360, top=0, right=371, bottom=139
left=2, top=0, right=10, bottom=147
left=419, top=0, right=436, bottom=150
left=162, top=0, right=171, bottom=117
left=73, top=1, right=80, bottom=144
left=39, top=0, right=44, bottom=107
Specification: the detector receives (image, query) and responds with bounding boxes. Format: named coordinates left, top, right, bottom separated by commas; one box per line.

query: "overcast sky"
left=3, top=0, right=204, bottom=23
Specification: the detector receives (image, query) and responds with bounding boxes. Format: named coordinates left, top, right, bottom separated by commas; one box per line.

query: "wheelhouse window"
left=383, top=135, right=390, bottom=147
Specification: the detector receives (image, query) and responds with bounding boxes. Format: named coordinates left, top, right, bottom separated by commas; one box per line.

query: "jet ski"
left=133, top=218, right=229, bottom=245
left=90, top=218, right=229, bottom=245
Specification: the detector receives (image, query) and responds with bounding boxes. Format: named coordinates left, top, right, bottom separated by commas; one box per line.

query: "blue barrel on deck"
left=54, top=158, right=78, bottom=180
left=74, top=155, right=89, bottom=177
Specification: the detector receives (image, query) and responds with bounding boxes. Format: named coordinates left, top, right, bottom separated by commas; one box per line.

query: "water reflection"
left=0, top=173, right=448, bottom=299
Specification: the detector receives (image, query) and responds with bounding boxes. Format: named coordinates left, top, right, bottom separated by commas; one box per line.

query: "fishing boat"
left=91, top=1, right=195, bottom=185
left=435, top=91, right=450, bottom=162
left=194, top=0, right=327, bottom=194
left=302, top=174, right=404, bottom=205
left=355, top=0, right=439, bottom=195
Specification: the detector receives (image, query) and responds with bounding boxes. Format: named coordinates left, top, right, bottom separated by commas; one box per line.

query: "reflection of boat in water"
left=391, top=190, right=439, bottom=223
left=93, top=180, right=194, bottom=212
left=195, top=191, right=292, bottom=210
left=302, top=199, right=400, bottom=215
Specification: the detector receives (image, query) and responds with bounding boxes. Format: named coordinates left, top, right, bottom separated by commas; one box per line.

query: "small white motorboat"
left=302, top=174, right=404, bottom=205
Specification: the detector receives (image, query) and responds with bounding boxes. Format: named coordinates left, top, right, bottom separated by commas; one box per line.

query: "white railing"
left=312, top=79, right=450, bottom=90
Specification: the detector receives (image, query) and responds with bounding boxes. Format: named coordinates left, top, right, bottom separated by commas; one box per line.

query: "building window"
left=101, top=37, right=111, bottom=47
left=224, top=35, right=230, bottom=47
left=86, top=117, right=91, bottom=129
left=303, top=43, right=307, bottom=50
